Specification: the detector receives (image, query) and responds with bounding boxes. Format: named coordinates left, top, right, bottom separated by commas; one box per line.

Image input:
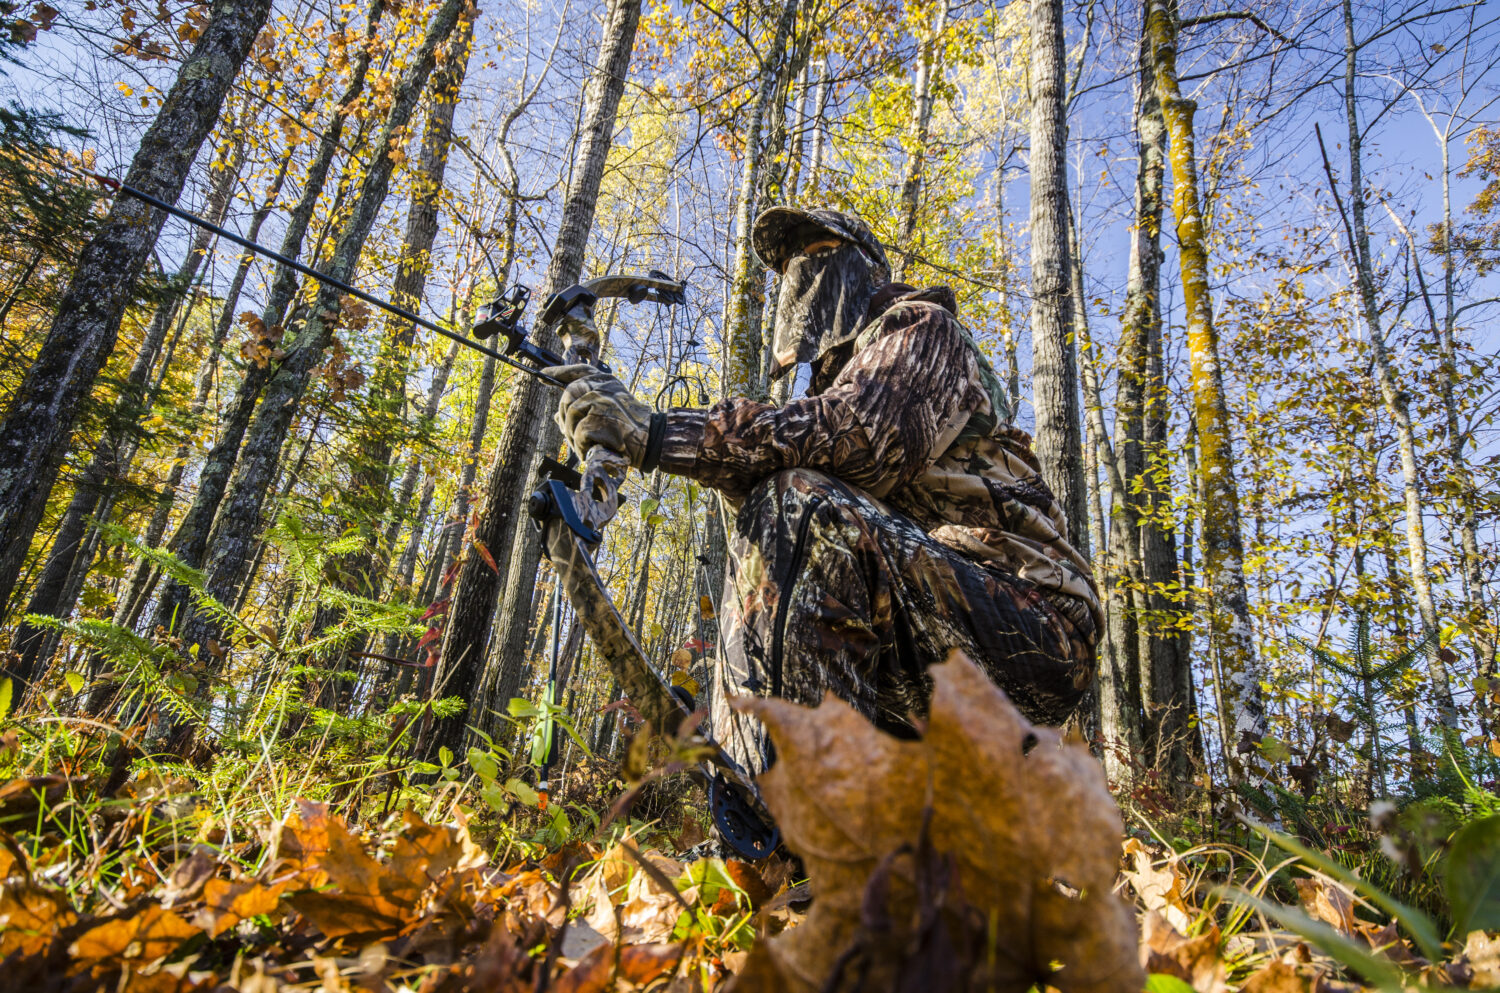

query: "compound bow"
left=476, top=275, right=780, bottom=861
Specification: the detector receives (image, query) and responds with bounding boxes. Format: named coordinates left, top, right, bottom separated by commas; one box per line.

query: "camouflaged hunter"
left=548, top=206, right=1100, bottom=776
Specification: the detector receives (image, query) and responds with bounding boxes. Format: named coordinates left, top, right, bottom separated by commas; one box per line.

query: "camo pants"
left=710, top=469, right=1095, bottom=776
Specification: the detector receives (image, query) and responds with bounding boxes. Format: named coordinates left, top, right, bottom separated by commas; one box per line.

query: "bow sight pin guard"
left=471, top=284, right=531, bottom=340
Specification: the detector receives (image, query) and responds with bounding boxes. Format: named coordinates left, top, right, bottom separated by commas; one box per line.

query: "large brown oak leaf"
left=729, top=650, right=1142, bottom=993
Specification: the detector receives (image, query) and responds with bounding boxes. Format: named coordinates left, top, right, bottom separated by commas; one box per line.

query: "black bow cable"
left=67, top=164, right=561, bottom=386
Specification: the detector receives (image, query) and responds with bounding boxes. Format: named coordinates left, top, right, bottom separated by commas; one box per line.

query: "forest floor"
left=1, top=656, right=1497, bottom=992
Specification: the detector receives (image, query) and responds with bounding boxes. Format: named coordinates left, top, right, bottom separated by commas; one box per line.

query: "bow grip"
left=576, top=446, right=627, bottom=532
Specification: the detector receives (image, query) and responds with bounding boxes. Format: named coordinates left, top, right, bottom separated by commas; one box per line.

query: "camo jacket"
left=657, top=286, right=1102, bottom=638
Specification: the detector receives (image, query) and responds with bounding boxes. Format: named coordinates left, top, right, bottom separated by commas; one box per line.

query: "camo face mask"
left=768, top=241, right=880, bottom=382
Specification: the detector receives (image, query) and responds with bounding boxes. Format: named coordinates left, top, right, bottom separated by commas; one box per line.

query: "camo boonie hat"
left=752, top=206, right=891, bottom=282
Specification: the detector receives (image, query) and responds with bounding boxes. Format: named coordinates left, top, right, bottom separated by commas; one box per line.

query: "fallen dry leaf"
left=197, top=875, right=287, bottom=938
left=287, top=808, right=412, bottom=939
left=68, top=905, right=200, bottom=973
left=1240, top=957, right=1315, bottom=993
left=727, top=650, right=1143, bottom=993
left=712, top=859, right=772, bottom=915
left=0, top=878, right=77, bottom=957
left=162, top=848, right=218, bottom=908
left=615, top=852, right=687, bottom=944
left=553, top=941, right=683, bottom=993
left=279, top=801, right=494, bottom=942
left=1462, top=930, right=1500, bottom=988
left=1139, top=910, right=1227, bottom=993
left=0, top=836, right=21, bottom=880
left=1123, top=838, right=1194, bottom=934
left=1353, top=919, right=1425, bottom=968
left=1294, top=875, right=1357, bottom=937
left=670, top=810, right=707, bottom=852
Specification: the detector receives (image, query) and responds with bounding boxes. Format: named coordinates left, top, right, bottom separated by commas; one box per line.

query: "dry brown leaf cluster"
left=0, top=788, right=810, bottom=993
left=728, top=649, right=1145, bottom=993
left=1122, top=837, right=1499, bottom=991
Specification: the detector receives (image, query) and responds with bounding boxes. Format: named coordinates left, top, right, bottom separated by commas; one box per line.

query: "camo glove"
left=546, top=364, right=667, bottom=472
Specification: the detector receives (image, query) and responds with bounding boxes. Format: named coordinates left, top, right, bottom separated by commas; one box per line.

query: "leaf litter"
left=1, top=650, right=1495, bottom=991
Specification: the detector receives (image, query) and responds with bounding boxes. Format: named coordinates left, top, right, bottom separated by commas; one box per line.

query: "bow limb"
left=534, top=481, right=782, bottom=859
left=539, top=508, right=687, bottom=734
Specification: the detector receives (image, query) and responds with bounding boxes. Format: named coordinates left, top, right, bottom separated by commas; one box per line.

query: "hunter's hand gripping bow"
left=481, top=274, right=780, bottom=861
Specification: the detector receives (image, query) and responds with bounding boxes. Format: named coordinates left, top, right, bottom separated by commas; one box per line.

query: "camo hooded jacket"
left=657, top=285, right=1102, bottom=638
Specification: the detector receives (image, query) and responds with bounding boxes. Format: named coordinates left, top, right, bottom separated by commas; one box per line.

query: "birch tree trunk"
left=0, top=0, right=272, bottom=616
left=784, top=62, right=812, bottom=203
left=804, top=59, right=831, bottom=199
left=756, top=29, right=809, bottom=393
left=1028, top=0, right=1089, bottom=556
left=894, top=1, right=949, bottom=280
left=1433, top=128, right=1494, bottom=677
left=429, top=0, right=642, bottom=758
left=723, top=0, right=800, bottom=401
left=1075, top=202, right=1140, bottom=783
left=1147, top=0, right=1270, bottom=778
left=1334, top=0, right=1455, bottom=726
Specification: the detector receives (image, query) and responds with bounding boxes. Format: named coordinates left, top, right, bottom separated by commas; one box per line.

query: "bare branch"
left=1179, top=10, right=1295, bottom=47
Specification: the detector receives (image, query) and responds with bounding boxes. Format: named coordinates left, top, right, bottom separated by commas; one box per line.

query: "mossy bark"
left=1147, top=0, right=1269, bottom=777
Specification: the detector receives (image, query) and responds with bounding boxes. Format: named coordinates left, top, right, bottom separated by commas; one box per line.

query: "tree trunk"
left=1142, top=413, right=1197, bottom=777
left=1334, top=0, right=1454, bottom=726
left=756, top=29, right=810, bottom=391
left=1147, top=0, right=1270, bottom=778
left=1027, top=0, right=1089, bottom=556
left=348, top=9, right=473, bottom=566
left=1434, top=127, right=1494, bottom=677
left=184, top=0, right=469, bottom=666
left=113, top=157, right=291, bottom=632
left=804, top=60, right=831, bottom=199
left=723, top=0, right=800, bottom=402
left=1113, top=20, right=1191, bottom=785
left=384, top=339, right=461, bottom=592
left=784, top=62, right=812, bottom=203
left=894, top=2, right=950, bottom=280
left=1140, top=219, right=1195, bottom=781
left=0, top=0, right=272, bottom=616
left=1074, top=203, right=1139, bottom=783
left=151, top=0, right=388, bottom=634
left=429, top=0, right=642, bottom=758
left=313, top=9, right=475, bottom=701
left=9, top=139, right=245, bottom=681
